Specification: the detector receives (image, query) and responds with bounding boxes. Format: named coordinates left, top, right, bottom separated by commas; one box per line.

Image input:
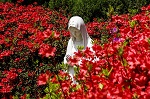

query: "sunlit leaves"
left=129, top=20, right=137, bottom=28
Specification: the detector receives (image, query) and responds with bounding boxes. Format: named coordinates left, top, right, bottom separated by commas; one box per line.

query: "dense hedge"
left=1, top=0, right=150, bottom=22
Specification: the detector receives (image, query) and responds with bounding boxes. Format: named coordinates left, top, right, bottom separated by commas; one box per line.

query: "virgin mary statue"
left=64, top=16, right=93, bottom=84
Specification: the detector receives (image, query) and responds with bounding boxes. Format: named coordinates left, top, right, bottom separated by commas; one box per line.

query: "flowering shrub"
left=86, top=20, right=111, bottom=45
left=1, top=1, right=150, bottom=99
left=0, top=1, right=70, bottom=98
left=38, top=5, right=150, bottom=99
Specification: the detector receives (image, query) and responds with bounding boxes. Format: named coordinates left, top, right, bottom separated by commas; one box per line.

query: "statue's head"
left=68, top=16, right=89, bottom=47
left=68, top=16, right=85, bottom=31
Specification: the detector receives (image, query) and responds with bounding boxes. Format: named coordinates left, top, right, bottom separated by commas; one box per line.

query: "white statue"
left=64, top=16, right=93, bottom=84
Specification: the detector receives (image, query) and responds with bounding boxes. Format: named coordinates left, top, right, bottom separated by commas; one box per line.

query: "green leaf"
left=148, top=38, right=150, bottom=44
left=48, top=82, right=59, bottom=93
left=74, top=65, right=80, bottom=75
left=5, top=38, right=10, bottom=43
left=70, top=84, right=81, bottom=92
left=13, top=37, right=17, bottom=44
left=52, top=83, right=59, bottom=91
left=107, top=5, right=114, bottom=17
left=102, top=68, right=109, bottom=77
left=122, top=58, right=128, bottom=67
left=128, top=8, right=139, bottom=16
left=34, top=59, right=39, bottom=65
left=45, top=94, right=51, bottom=99
left=34, top=22, right=38, bottom=27
left=118, top=39, right=130, bottom=56
left=12, top=96, right=19, bottom=99
left=0, top=45, right=2, bottom=49
left=59, top=62, right=68, bottom=70
left=102, top=67, right=113, bottom=77
left=88, top=63, right=93, bottom=71
left=51, top=31, right=55, bottom=38
left=44, top=87, right=50, bottom=93
left=123, top=39, right=129, bottom=47
left=26, top=94, right=30, bottom=99
left=132, top=92, right=139, bottom=99
left=129, top=20, right=137, bottom=28
left=108, top=67, right=113, bottom=76
left=118, top=47, right=123, bottom=56
left=77, top=45, right=84, bottom=51
left=51, top=93, right=59, bottom=99
left=99, top=83, right=103, bottom=90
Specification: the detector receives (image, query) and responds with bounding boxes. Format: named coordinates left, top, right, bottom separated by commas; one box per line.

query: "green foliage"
left=129, top=20, right=137, bottom=28
left=48, top=0, right=74, bottom=14
left=148, top=38, right=150, bottom=44
left=71, top=0, right=101, bottom=22
left=102, top=67, right=113, bottom=77
left=3, top=0, right=150, bottom=22
left=43, top=82, right=61, bottom=99
left=47, top=0, right=150, bottom=22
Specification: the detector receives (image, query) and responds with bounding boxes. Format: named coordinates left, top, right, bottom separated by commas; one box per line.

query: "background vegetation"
left=1, top=0, right=150, bottom=22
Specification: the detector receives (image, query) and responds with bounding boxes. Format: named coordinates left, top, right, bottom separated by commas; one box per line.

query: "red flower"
left=37, top=72, right=51, bottom=86
left=0, top=35, right=5, bottom=44
left=62, top=30, right=70, bottom=37
left=53, top=31, right=60, bottom=39
left=43, top=29, right=52, bottom=38
left=17, top=0, right=24, bottom=3
left=20, top=94, right=27, bottom=99
left=39, top=44, right=56, bottom=57
left=83, top=47, right=94, bottom=59
left=0, top=84, right=12, bottom=93
left=0, top=50, right=13, bottom=59
left=6, top=71, right=18, bottom=80
left=1, top=78, right=9, bottom=83
left=68, top=56, right=79, bottom=66
left=14, top=58, right=21, bottom=62
left=92, top=44, right=103, bottom=57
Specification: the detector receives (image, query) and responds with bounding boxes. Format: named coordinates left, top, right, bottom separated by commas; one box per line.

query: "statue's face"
left=69, top=27, right=82, bottom=39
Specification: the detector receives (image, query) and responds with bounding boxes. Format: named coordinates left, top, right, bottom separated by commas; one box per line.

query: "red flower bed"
left=0, top=1, right=150, bottom=99
left=37, top=5, right=150, bottom=99
left=0, top=1, right=69, bottom=98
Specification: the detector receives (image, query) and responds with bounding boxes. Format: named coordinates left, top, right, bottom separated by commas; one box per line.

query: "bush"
left=0, top=1, right=110, bottom=98
left=26, top=0, right=149, bottom=22
left=39, top=4, right=150, bottom=99
left=2, top=0, right=150, bottom=22
left=0, top=2, right=69, bottom=98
